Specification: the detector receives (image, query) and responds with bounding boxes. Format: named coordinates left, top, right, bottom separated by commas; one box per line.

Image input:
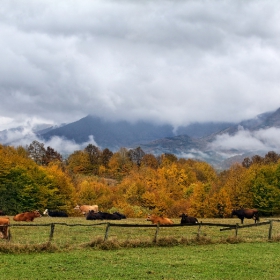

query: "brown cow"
left=13, top=210, right=41, bottom=222
left=74, top=204, right=99, bottom=215
left=146, top=214, right=174, bottom=225
left=231, top=208, right=259, bottom=224
left=0, top=217, right=10, bottom=239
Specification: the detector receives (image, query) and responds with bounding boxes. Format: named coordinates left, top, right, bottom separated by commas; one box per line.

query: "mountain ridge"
left=1, top=107, right=280, bottom=170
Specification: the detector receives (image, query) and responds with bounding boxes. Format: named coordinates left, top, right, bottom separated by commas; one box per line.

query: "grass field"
left=1, top=216, right=280, bottom=279
left=1, top=242, right=280, bottom=279
left=3, top=216, right=280, bottom=249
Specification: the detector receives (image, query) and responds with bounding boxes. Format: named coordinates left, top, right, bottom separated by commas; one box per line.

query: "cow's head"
left=74, top=205, right=80, bottom=210
left=43, top=209, right=48, bottom=215
left=179, top=213, right=188, bottom=218
left=146, top=215, right=154, bottom=221
left=33, top=210, right=42, bottom=217
left=231, top=209, right=237, bottom=216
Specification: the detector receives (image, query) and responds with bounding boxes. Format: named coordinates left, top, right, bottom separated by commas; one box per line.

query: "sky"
left=1, top=0, right=280, bottom=156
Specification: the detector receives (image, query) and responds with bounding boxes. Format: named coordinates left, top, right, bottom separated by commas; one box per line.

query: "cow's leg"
left=241, top=218, right=244, bottom=224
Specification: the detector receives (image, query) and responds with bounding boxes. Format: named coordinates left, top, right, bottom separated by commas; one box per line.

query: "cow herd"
left=0, top=207, right=260, bottom=239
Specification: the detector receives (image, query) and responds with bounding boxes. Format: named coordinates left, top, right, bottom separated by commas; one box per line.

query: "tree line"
left=1, top=140, right=280, bottom=218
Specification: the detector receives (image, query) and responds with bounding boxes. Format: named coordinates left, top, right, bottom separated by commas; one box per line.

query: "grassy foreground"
left=1, top=216, right=280, bottom=279
left=1, top=242, right=280, bottom=279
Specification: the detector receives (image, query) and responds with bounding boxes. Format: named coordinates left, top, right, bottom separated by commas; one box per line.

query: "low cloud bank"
left=0, top=124, right=98, bottom=156
left=210, top=126, right=280, bottom=153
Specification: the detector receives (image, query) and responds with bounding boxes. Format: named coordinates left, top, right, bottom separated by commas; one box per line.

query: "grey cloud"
left=0, top=0, right=280, bottom=131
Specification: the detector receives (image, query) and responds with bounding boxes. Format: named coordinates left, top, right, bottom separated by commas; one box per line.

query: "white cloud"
left=0, top=120, right=99, bottom=156
left=210, top=127, right=280, bottom=153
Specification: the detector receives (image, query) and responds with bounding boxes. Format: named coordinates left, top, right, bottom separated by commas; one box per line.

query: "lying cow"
left=86, top=210, right=121, bottom=220
left=43, top=209, right=68, bottom=217
left=0, top=217, right=10, bottom=239
left=74, top=204, right=99, bottom=215
left=146, top=214, right=174, bottom=225
left=13, top=210, right=41, bottom=222
left=179, top=213, right=198, bottom=224
left=231, top=208, right=259, bottom=224
left=113, top=212, right=126, bottom=219
left=86, top=211, right=103, bottom=220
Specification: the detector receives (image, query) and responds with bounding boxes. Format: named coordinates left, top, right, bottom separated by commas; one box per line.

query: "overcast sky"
left=1, top=0, right=280, bottom=132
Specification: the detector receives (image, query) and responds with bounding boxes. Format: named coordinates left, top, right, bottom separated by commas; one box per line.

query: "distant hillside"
left=39, top=115, right=175, bottom=150
left=2, top=107, right=280, bottom=170
left=38, top=115, right=233, bottom=151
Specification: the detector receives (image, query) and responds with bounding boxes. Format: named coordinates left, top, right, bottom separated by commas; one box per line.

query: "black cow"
left=231, top=208, right=259, bottom=224
left=43, top=209, right=68, bottom=217
left=179, top=213, right=198, bottom=224
left=86, top=210, right=121, bottom=220
left=86, top=211, right=104, bottom=220
left=99, top=212, right=121, bottom=220
left=113, top=212, right=126, bottom=219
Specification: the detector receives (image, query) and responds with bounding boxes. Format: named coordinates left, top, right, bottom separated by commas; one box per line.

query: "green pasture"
left=1, top=243, right=280, bottom=279
left=2, top=216, right=280, bottom=249
left=1, top=217, right=280, bottom=279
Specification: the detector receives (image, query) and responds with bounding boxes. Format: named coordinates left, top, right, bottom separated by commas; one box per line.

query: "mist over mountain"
left=38, top=115, right=233, bottom=151
left=1, top=108, right=280, bottom=170
left=141, top=108, right=280, bottom=169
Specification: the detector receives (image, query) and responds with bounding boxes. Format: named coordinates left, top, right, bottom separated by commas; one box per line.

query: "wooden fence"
left=2, top=219, right=279, bottom=243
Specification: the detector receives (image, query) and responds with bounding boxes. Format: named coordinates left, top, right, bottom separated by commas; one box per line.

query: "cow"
left=99, top=212, right=122, bottom=220
left=146, top=214, right=174, bottom=225
left=86, top=210, right=121, bottom=220
left=0, top=217, right=10, bottom=239
left=43, top=209, right=68, bottom=217
left=179, top=213, right=198, bottom=224
left=231, top=208, right=259, bottom=224
left=113, top=212, right=126, bottom=219
left=86, top=211, right=104, bottom=220
left=74, top=204, right=99, bottom=215
left=13, top=210, right=41, bottom=222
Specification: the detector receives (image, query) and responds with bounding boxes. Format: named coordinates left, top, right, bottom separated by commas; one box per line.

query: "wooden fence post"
left=7, top=226, right=11, bottom=241
left=235, top=223, right=239, bottom=237
left=268, top=220, right=273, bottom=240
left=153, top=223, right=160, bottom=243
left=49, top=223, right=55, bottom=241
left=197, top=222, right=202, bottom=238
left=104, top=223, right=110, bottom=241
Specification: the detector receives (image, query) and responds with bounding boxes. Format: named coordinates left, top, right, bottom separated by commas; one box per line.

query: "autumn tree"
left=84, top=144, right=102, bottom=174
left=0, top=144, right=75, bottom=214
left=128, top=147, right=145, bottom=166
left=141, top=154, right=159, bottom=169
left=101, top=148, right=113, bottom=168
left=108, top=148, right=134, bottom=179
left=66, top=150, right=91, bottom=174
left=27, top=140, right=46, bottom=165
left=42, top=146, right=62, bottom=165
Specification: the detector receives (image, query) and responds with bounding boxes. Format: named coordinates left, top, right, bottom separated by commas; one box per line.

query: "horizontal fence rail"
left=1, top=219, right=280, bottom=245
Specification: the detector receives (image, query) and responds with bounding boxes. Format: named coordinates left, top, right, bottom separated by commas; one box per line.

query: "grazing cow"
left=146, top=214, right=174, bottom=225
left=13, top=210, right=41, bottom=222
left=74, top=204, right=99, bottom=215
left=179, top=213, right=198, bottom=224
left=113, top=212, right=126, bottom=219
left=43, top=209, right=68, bottom=217
left=231, top=208, right=259, bottom=224
left=0, top=217, right=10, bottom=239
